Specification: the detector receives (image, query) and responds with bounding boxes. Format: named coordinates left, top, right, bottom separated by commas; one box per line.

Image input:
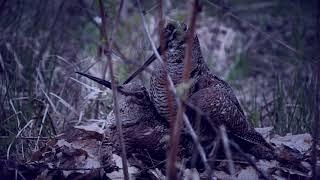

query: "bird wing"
left=188, top=87, right=271, bottom=148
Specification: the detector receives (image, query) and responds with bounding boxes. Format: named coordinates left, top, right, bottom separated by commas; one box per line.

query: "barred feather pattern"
left=149, top=22, right=274, bottom=157
left=188, top=87, right=275, bottom=158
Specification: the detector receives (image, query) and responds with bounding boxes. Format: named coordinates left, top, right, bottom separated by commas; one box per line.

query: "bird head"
left=162, top=21, right=204, bottom=75
left=162, top=21, right=188, bottom=50
left=76, top=72, right=152, bottom=107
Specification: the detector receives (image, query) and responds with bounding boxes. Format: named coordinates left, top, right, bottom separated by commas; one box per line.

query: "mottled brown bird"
left=187, top=87, right=275, bottom=159
left=76, top=72, right=168, bottom=155
left=125, top=22, right=275, bottom=159
left=149, top=22, right=244, bottom=118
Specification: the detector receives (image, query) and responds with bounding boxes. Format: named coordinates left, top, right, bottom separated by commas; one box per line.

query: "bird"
left=76, top=72, right=168, bottom=156
left=187, top=86, right=275, bottom=159
left=124, top=21, right=243, bottom=119
left=122, top=21, right=275, bottom=159
left=149, top=21, right=244, bottom=118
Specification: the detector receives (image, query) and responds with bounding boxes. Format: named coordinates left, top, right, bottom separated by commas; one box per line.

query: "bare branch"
left=220, top=126, right=235, bottom=178
left=230, top=141, right=271, bottom=180
left=136, top=0, right=209, bottom=178
left=34, top=104, right=49, bottom=151
left=167, top=0, right=202, bottom=178
left=97, top=1, right=129, bottom=179
left=182, top=0, right=200, bottom=82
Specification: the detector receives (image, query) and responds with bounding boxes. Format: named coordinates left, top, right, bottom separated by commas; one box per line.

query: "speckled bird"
left=76, top=72, right=168, bottom=155
left=149, top=22, right=243, bottom=118
left=148, top=22, right=275, bottom=159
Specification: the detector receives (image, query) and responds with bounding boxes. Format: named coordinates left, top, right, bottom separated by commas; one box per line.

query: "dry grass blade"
left=7, top=120, right=35, bottom=160
left=9, top=99, right=21, bottom=130
left=41, top=88, right=57, bottom=113
left=50, top=92, right=78, bottom=115
left=183, top=114, right=210, bottom=170
left=34, top=104, right=49, bottom=151
left=70, top=77, right=102, bottom=91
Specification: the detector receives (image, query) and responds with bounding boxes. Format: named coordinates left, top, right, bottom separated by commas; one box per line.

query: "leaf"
left=270, top=133, right=312, bottom=153
left=183, top=168, right=200, bottom=180
left=236, top=166, right=259, bottom=180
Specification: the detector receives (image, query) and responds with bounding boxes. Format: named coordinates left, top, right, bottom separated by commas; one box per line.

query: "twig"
left=7, top=120, right=35, bottom=160
left=183, top=114, right=210, bottom=170
left=167, top=0, right=202, bottom=178
left=34, top=104, right=49, bottom=151
left=9, top=99, right=25, bottom=159
left=97, top=0, right=129, bottom=179
left=41, top=88, right=57, bottom=114
left=0, top=136, right=61, bottom=140
left=230, top=141, right=271, bottom=180
left=145, top=2, right=160, bottom=15
left=136, top=1, right=210, bottom=178
left=182, top=0, right=200, bottom=82
left=207, top=134, right=221, bottom=177
left=50, top=92, right=79, bottom=116
left=9, top=100, right=21, bottom=131
left=156, top=0, right=180, bottom=178
left=220, top=126, right=235, bottom=178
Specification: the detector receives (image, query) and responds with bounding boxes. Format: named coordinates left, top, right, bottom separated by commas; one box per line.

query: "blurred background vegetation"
left=0, top=0, right=319, bottom=160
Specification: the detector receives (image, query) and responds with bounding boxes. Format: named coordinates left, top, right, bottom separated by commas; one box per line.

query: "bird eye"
left=166, top=23, right=175, bottom=32
left=175, top=58, right=182, bottom=63
left=135, top=92, right=144, bottom=99
left=181, top=23, right=187, bottom=31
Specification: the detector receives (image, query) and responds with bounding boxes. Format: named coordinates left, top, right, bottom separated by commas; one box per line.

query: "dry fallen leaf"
left=270, top=133, right=312, bottom=153
left=236, top=166, right=259, bottom=180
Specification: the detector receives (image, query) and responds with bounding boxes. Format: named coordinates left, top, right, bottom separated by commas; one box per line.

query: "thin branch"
left=220, top=126, right=235, bottom=178
left=9, top=100, right=21, bottom=131
left=183, top=114, right=210, bottom=170
left=0, top=136, right=62, bottom=140
left=97, top=0, right=129, bottom=179
left=7, top=120, right=35, bottom=160
left=34, top=104, right=49, bottom=151
left=50, top=92, right=79, bottom=116
left=167, top=0, right=201, bottom=178
left=156, top=0, right=180, bottom=178
left=230, top=141, right=271, bottom=180
left=136, top=1, right=209, bottom=178
left=182, top=0, right=200, bottom=82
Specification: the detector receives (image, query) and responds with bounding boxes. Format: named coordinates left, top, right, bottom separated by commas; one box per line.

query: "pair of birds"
left=77, top=21, right=275, bottom=159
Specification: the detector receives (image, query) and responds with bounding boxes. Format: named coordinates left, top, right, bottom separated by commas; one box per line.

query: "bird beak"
left=76, top=72, right=137, bottom=96
left=123, top=50, right=158, bottom=84
left=76, top=72, right=112, bottom=89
